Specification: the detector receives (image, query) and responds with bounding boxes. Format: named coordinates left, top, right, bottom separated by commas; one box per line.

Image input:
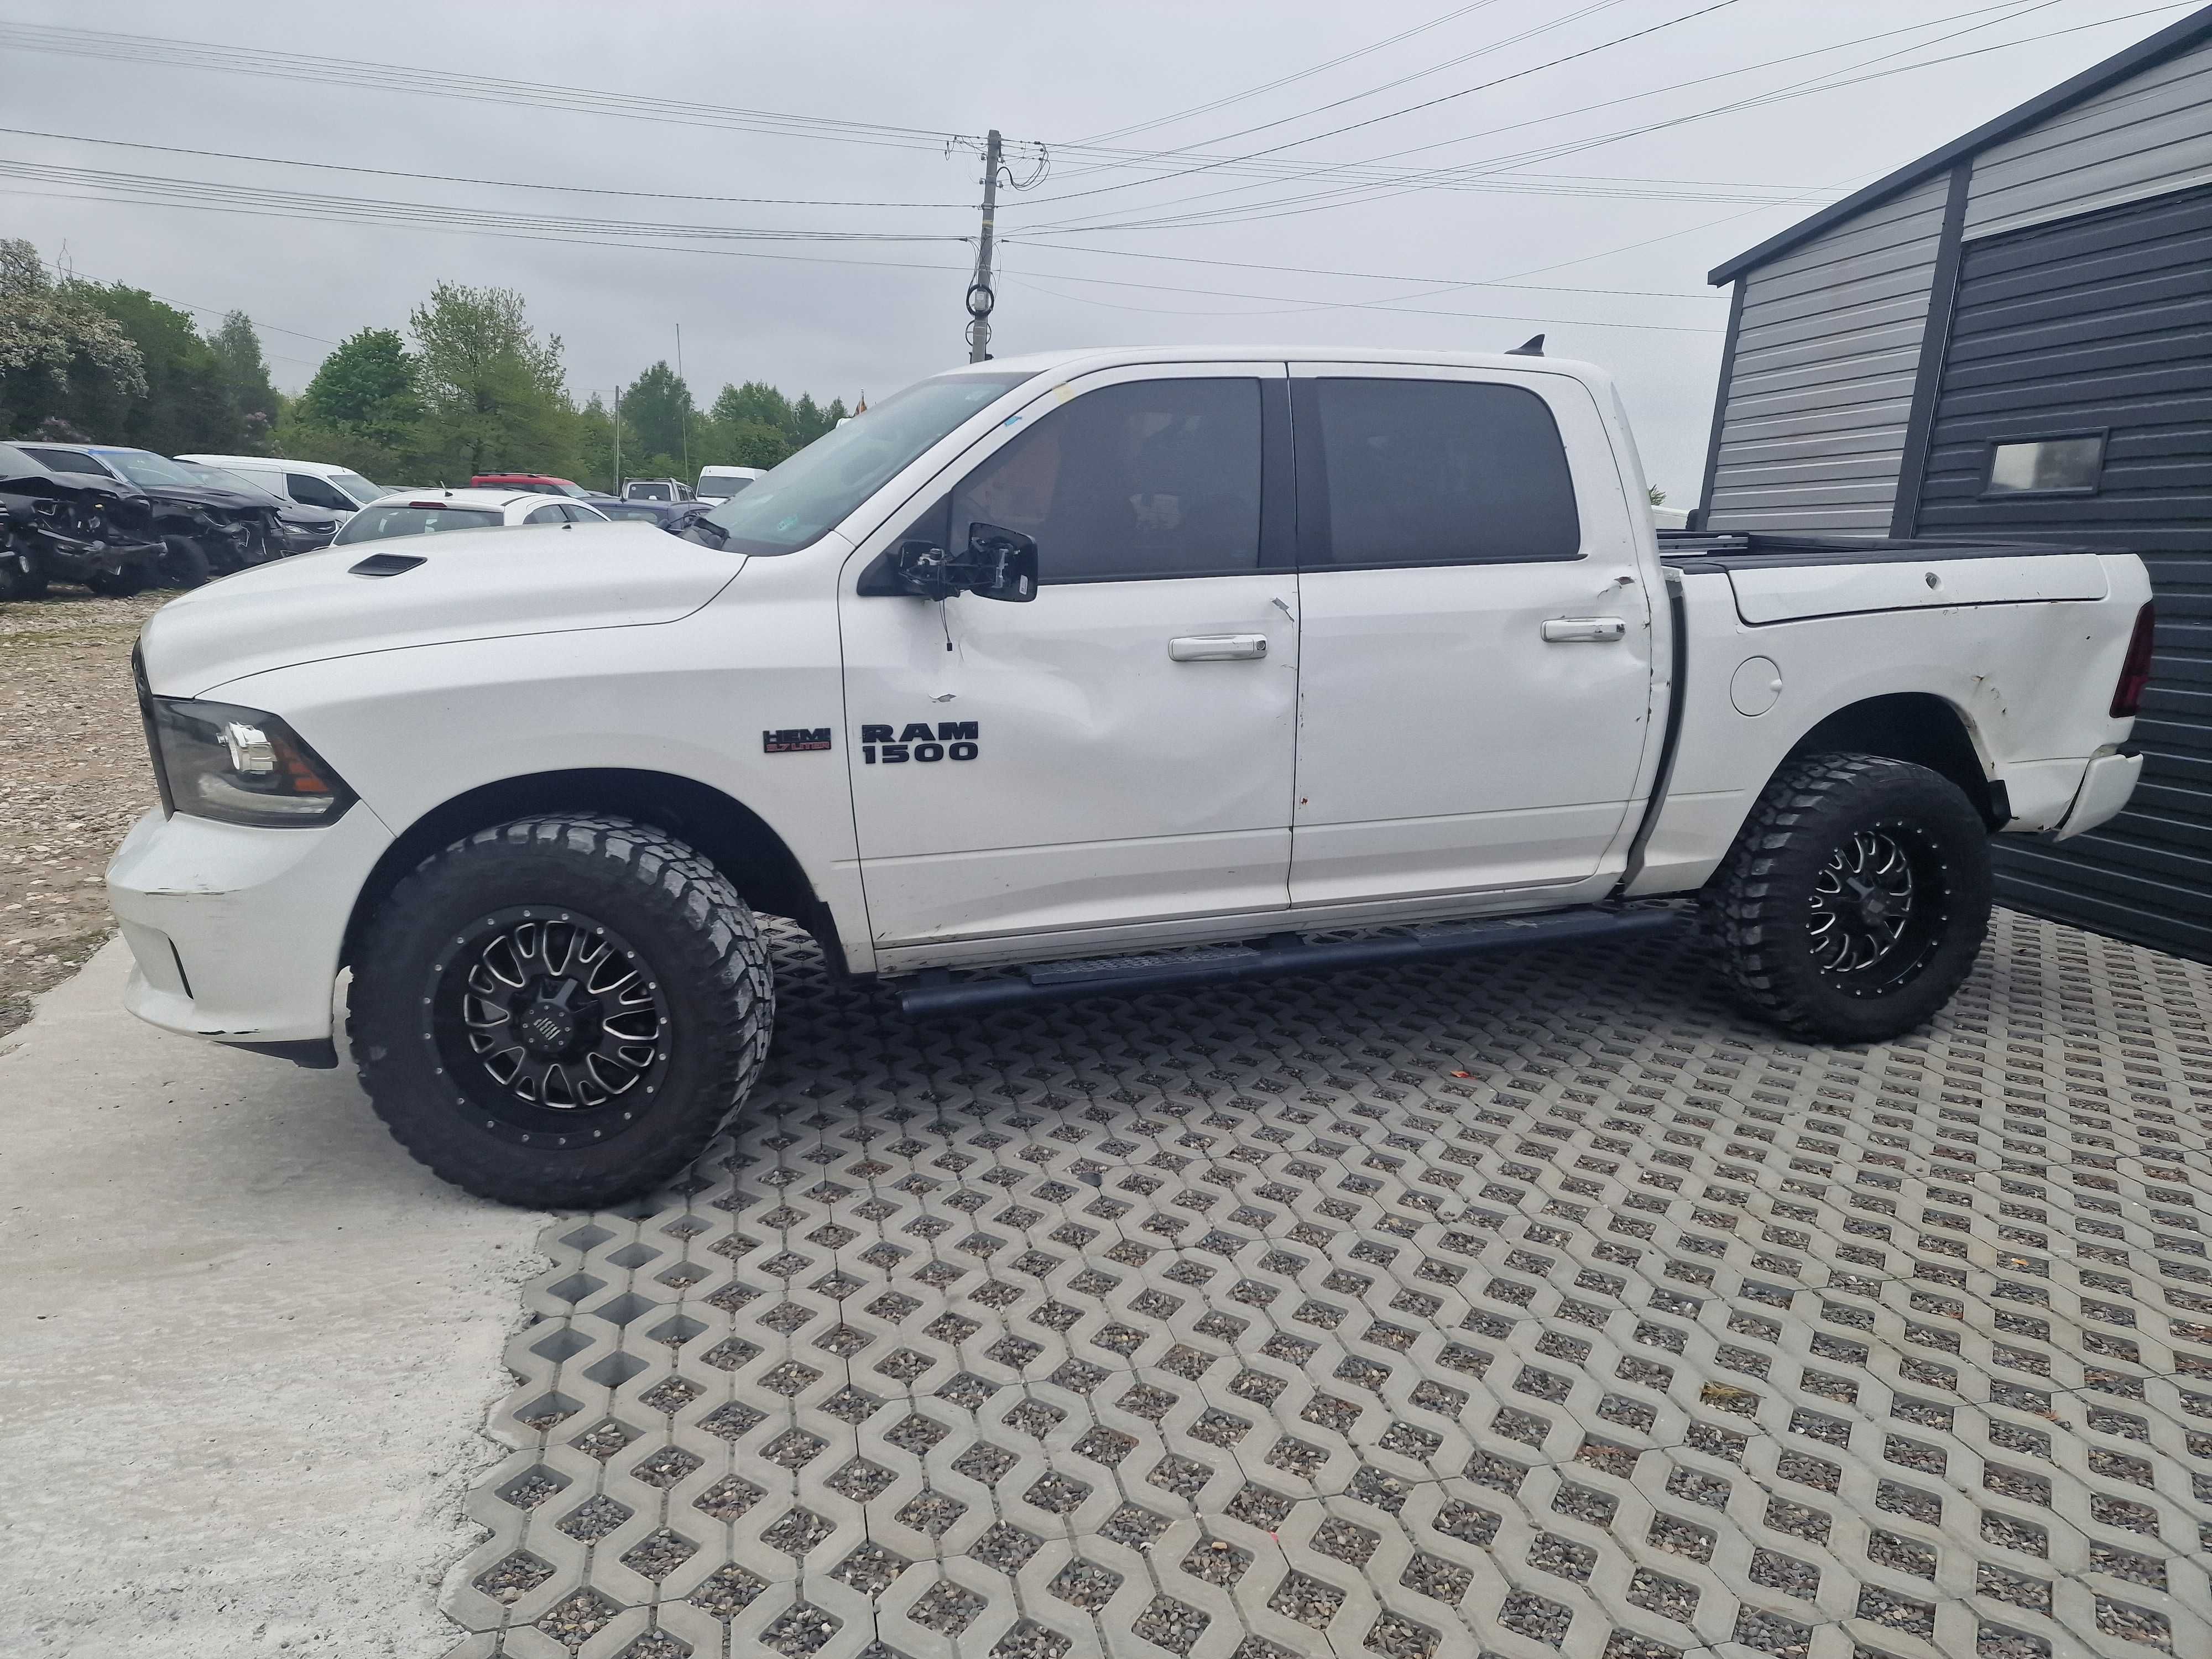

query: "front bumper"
left=2052, top=749, right=2142, bottom=842
left=106, top=803, right=393, bottom=1045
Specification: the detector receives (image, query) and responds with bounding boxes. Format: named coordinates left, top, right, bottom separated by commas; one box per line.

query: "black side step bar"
left=893, top=902, right=1684, bottom=1017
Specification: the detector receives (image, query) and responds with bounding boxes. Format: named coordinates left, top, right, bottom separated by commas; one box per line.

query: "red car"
left=468, top=473, right=593, bottom=498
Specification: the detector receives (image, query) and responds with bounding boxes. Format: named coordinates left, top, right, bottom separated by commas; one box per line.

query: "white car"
left=332, top=488, right=611, bottom=546
left=696, top=465, right=765, bottom=503
left=111, top=345, right=2151, bottom=1208
left=176, top=455, right=387, bottom=521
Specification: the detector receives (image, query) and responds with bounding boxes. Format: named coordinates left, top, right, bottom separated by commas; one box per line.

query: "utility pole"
left=675, top=325, right=690, bottom=484
left=612, top=382, right=623, bottom=493
left=966, top=129, right=1001, bottom=363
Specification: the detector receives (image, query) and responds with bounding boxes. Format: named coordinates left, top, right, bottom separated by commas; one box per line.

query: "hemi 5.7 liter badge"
left=763, top=727, right=832, bottom=753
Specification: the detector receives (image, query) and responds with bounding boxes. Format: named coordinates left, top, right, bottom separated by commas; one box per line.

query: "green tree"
left=281, top=326, right=423, bottom=477
left=207, top=310, right=280, bottom=451
left=409, top=281, right=575, bottom=479
left=0, top=239, right=145, bottom=437
left=713, top=379, right=792, bottom=436
left=576, top=394, right=616, bottom=493
left=792, top=392, right=826, bottom=446
left=725, top=420, right=790, bottom=469
left=619, top=362, right=693, bottom=475
left=60, top=283, right=243, bottom=453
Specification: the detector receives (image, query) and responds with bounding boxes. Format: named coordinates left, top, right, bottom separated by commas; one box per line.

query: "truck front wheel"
left=351, top=815, right=774, bottom=1207
left=1704, top=753, right=1992, bottom=1044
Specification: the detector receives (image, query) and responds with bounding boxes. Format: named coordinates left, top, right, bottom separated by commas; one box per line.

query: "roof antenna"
left=1506, top=333, right=1545, bottom=357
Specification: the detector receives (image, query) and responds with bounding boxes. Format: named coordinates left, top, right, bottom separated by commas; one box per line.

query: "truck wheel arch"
left=339, top=768, right=835, bottom=972
left=1777, top=693, right=2001, bottom=827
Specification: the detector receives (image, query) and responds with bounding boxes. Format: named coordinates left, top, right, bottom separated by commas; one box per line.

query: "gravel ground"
left=0, top=590, right=166, bottom=1039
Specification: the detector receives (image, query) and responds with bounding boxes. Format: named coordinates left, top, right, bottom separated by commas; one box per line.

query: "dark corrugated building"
left=1696, top=8, right=2212, bottom=962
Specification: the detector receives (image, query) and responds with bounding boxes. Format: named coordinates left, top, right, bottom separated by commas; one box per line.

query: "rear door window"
left=524, top=504, right=566, bottom=524
left=1301, top=378, right=1580, bottom=566
left=949, top=378, right=1263, bottom=582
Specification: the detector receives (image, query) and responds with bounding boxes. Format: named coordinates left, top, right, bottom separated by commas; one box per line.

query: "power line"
left=1057, top=0, right=1628, bottom=160
left=0, top=127, right=979, bottom=210
left=1018, top=0, right=2045, bottom=231
left=1001, top=241, right=1723, bottom=299
left=1007, top=0, right=1747, bottom=212
left=0, top=160, right=971, bottom=246
left=1023, top=0, right=2168, bottom=236
left=0, top=23, right=989, bottom=156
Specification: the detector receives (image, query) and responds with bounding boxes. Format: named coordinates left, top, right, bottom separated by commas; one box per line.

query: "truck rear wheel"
left=351, top=814, right=774, bottom=1207
left=1704, top=752, right=1991, bottom=1044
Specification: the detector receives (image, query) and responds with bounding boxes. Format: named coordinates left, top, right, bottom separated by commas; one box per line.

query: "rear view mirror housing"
left=886, top=521, right=1037, bottom=602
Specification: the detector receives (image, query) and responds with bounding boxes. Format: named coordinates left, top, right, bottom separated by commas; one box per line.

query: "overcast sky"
left=1, top=0, right=2195, bottom=497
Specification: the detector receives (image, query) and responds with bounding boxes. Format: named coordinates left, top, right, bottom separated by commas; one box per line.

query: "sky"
left=0, top=0, right=2199, bottom=500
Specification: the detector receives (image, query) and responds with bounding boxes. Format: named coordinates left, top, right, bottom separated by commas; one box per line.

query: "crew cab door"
left=1287, top=364, right=1656, bottom=907
left=840, top=364, right=1299, bottom=953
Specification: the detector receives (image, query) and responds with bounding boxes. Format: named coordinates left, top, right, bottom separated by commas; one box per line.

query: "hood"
left=133, top=482, right=274, bottom=514
left=140, top=519, right=747, bottom=696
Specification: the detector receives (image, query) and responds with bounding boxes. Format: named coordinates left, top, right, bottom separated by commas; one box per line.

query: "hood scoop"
left=349, top=551, right=427, bottom=578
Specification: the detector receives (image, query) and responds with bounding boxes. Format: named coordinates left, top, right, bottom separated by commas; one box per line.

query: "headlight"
left=143, top=691, right=356, bottom=828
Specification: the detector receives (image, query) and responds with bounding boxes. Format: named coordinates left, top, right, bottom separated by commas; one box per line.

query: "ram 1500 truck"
left=109, top=347, right=2155, bottom=1205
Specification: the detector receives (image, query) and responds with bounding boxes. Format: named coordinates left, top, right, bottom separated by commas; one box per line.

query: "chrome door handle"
left=1542, top=617, right=1627, bottom=643
left=1169, top=634, right=1268, bottom=661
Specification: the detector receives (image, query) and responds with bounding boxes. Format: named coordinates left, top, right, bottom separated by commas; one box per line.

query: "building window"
left=1985, top=435, right=2104, bottom=495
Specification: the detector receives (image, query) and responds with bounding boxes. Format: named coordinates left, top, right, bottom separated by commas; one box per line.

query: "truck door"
left=839, top=364, right=1299, bottom=954
left=1287, top=364, right=1656, bottom=908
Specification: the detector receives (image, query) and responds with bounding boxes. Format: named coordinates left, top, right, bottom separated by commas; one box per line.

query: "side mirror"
left=888, top=522, right=1037, bottom=602
left=961, top=521, right=1037, bottom=603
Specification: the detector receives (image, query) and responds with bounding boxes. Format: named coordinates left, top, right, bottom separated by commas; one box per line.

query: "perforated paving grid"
left=447, top=909, right=2212, bottom=1659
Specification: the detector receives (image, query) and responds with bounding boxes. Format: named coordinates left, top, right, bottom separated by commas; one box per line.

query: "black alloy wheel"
left=430, top=907, right=672, bottom=1149
left=1706, top=752, right=1992, bottom=1043
left=352, top=813, right=775, bottom=1207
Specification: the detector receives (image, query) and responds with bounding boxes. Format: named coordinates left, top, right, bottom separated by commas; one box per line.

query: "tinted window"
left=524, top=504, right=566, bottom=524
left=630, top=482, right=672, bottom=500
left=1309, top=379, right=1579, bottom=566
left=287, top=473, right=355, bottom=511
left=20, top=446, right=113, bottom=478
left=333, top=505, right=503, bottom=544
left=951, top=378, right=1261, bottom=582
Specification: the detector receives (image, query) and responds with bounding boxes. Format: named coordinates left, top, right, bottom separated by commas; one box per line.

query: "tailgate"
left=1728, top=552, right=2108, bottom=624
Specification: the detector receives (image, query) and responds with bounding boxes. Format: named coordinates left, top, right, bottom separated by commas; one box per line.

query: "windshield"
left=334, top=504, right=504, bottom=545
left=696, top=371, right=1033, bottom=556
left=327, top=471, right=383, bottom=507
left=176, top=462, right=284, bottom=502
left=101, top=451, right=207, bottom=489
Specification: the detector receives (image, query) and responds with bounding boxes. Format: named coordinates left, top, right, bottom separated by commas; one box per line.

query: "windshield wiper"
left=676, top=512, right=729, bottom=548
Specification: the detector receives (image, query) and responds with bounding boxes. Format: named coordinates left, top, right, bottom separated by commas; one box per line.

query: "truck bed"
left=1658, top=529, right=2094, bottom=570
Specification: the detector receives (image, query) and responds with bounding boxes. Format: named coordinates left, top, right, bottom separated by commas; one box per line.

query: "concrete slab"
left=0, top=941, right=545, bottom=1659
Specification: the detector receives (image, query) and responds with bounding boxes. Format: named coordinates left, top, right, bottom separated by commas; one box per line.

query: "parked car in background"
left=577, top=495, right=687, bottom=525
left=15, top=443, right=298, bottom=587
left=332, top=488, right=612, bottom=547
left=176, top=455, right=388, bottom=521
left=696, top=465, right=764, bottom=502
left=0, top=442, right=163, bottom=598
left=622, top=478, right=692, bottom=502
left=169, top=461, right=341, bottom=554
left=469, top=473, right=596, bottom=497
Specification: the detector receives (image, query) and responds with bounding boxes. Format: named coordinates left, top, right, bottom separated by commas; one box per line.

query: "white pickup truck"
left=109, top=346, right=2154, bottom=1206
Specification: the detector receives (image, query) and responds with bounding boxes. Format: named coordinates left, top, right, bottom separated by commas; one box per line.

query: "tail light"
left=2110, top=601, right=2156, bottom=719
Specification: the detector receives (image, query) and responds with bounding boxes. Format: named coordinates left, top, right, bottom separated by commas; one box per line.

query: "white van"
left=695, top=465, right=765, bottom=503
left=177, top=456, right=388, bottom=521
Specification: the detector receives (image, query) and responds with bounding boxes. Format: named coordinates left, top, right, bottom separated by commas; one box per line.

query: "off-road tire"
left=158, top=534, right=212, bottom=588
left=352, top=814, right=774, bottom=1207
left=1704, top=752, right=1992, bottom=1044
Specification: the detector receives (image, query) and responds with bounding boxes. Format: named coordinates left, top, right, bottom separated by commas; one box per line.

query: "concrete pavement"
left=0, top=941, right=545, bottom=1658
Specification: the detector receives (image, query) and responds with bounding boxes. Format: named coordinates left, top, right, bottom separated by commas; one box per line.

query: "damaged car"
left=0, top=441, right=163, bottom=599
left=12, top=442, right=300, bottom=588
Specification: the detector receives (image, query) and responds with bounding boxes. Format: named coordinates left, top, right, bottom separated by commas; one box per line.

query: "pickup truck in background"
left=109, top=346, right=2153, bottom=1206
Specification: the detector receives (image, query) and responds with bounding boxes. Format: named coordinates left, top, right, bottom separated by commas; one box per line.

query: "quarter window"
left=286, top=473, right=355, bottom=512
left=1307, top=378, right=1580, bottom=566
left=523, top=504, right=566, bottom=524
left=951, top=378, right=1262, bottom=582
left=1985, top=436, right=2104, bottom=494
